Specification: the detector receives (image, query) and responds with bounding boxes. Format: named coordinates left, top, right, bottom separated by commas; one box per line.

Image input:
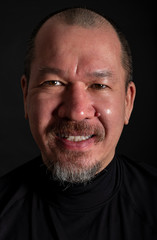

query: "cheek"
left=96, top=97, right=126, bottom=131
left=27, top=95, right=56, bottom=132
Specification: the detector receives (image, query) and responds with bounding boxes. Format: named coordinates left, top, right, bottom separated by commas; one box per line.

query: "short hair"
left=24, top=7, right=133, bottom=88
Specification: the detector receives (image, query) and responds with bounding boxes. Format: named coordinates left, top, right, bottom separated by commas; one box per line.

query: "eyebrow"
left=87, top=70, right=113, bottom=78
left=38, top=66, right=65, bottom=76
left=38, top=66, right=113, bottom=80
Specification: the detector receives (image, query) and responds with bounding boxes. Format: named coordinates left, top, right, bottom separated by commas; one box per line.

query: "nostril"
left=95, top=112, right=101, bottom=117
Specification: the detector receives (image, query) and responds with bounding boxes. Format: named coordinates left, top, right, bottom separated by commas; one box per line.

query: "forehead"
left=36, top=19, right=121, bottom=51
left=33, top=20, right=123, bottom=76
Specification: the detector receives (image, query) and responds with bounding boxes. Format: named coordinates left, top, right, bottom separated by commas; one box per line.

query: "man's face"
left=22, top=20, right=135, bottom=182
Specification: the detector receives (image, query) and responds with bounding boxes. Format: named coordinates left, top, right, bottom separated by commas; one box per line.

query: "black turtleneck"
left=0, top=154, right=157, bottom=240
left=39, top=156, right=120, bottom=212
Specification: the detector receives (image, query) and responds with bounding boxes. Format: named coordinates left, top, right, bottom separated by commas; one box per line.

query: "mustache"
left=47, top=119, right=105, bottom=139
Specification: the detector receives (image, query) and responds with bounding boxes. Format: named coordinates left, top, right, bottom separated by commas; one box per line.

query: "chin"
left=41, top=150, right=103, bottom=184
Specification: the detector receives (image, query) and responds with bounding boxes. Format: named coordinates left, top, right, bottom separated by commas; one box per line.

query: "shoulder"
left=118, top=154, right=157, bottom=188
left=117, top=154, right=157, bottom=227
left=0, top=156, right=42, bottom=218
left=118, top=153, right=157, bottom=176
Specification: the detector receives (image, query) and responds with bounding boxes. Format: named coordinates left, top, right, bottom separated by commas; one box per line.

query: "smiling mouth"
left=57, top=134, right=94, bottom=142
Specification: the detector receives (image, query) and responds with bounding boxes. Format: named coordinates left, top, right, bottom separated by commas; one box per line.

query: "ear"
left=21, top=75, right=28, bottom=119
left=124, top=81, right=136, bottom=125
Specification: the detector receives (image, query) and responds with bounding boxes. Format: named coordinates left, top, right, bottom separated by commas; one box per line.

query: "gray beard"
left=42, top=154, right=102, bottom=184
left=51, top=161, right=101, bottom=184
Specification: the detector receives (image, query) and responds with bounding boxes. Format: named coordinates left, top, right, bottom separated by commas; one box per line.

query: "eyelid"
left=90, top=83, right=108, bottom=90
left=41, top=80, right=65, bottom=86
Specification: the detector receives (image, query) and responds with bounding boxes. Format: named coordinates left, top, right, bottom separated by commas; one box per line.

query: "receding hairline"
left=41, top=8, right=112, bottom=30
left=34, top=8, right=121, bottom=60
left=33, top=9, right=123, bottom=79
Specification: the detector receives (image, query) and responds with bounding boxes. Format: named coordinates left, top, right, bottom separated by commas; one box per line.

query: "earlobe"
left=21, top=75, right=28, bottom=119
left=124, top=81, right=136, bottom=125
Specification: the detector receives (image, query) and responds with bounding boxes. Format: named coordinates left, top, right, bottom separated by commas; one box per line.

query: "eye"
left=90, top=83, right=107, bottom=90
left=42, top=80, right=64, bottom=87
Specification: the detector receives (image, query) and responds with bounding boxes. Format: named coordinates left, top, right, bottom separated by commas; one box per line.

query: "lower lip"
left=56, top=136, right=96, bottom=151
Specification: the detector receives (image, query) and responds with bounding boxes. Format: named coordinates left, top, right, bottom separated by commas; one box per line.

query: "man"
left=0, top=7, right=156, bottom=240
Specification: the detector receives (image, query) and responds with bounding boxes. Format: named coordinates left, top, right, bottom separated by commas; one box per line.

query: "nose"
left=57, top=83, right=96, bottom=121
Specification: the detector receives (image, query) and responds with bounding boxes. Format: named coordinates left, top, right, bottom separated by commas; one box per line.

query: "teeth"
left=63, top=135, right=92, bottom=142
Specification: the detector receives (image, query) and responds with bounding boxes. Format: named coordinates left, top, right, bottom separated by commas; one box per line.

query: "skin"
left=21, top=18, right=136, bottom=176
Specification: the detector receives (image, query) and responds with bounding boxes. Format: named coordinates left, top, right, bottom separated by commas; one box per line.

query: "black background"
left=0, top=0, right=156, bottom=176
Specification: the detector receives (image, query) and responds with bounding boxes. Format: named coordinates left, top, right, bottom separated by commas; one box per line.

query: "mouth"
left=54, top=133, right=96, bottom=151
left=48, top=120, right=105, bottom=151
left=57, top=134, right=94, bottom=142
